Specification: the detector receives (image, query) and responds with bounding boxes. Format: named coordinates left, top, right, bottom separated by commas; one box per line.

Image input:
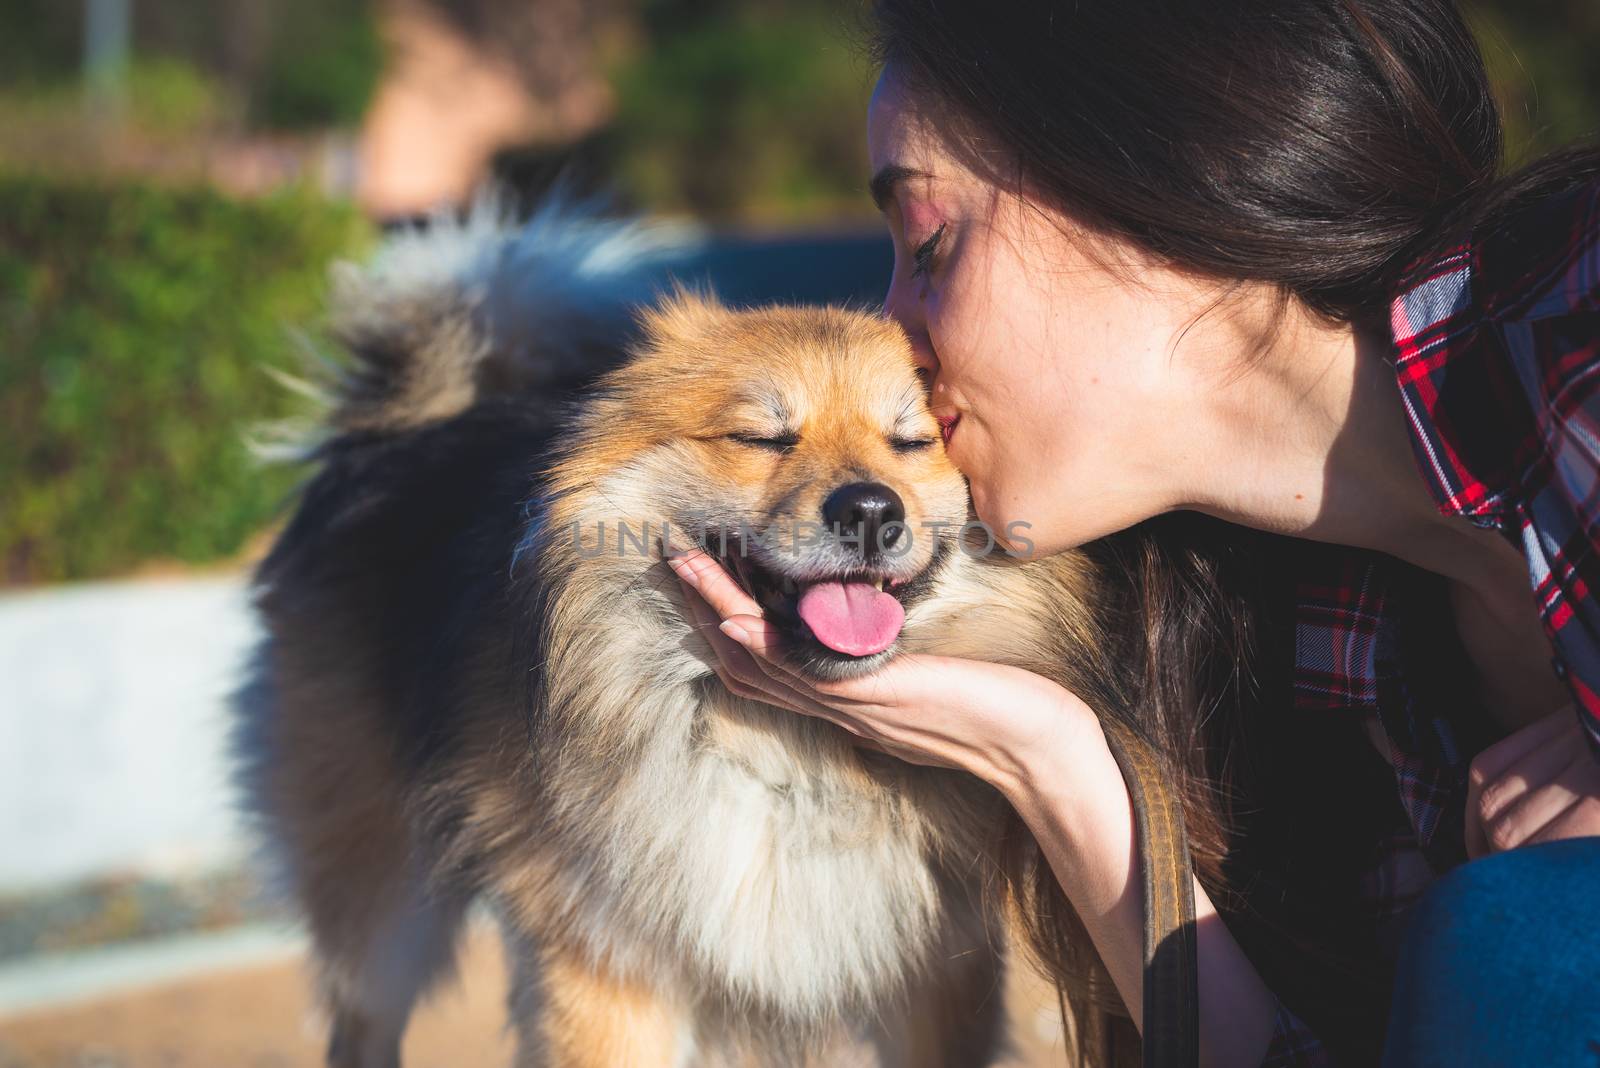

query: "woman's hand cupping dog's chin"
left=664, top=545, right=1108, bottom=799
left=666, top=543, right=1290, bottom=1064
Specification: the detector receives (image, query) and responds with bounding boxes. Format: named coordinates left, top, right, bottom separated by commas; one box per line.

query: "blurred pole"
left=83, top=0, right=131, bottom=123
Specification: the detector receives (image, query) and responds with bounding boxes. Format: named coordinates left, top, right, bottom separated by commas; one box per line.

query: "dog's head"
left=544, top=292, right=980, bottom=681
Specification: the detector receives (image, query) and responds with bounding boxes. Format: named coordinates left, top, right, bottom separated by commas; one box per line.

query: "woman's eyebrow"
left=869, top=164, right=933, bottom=212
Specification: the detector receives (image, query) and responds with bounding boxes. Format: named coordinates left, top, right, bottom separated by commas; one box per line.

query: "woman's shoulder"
left=1469, top=167, right=1600, bottom=324
left=1389, top=159, right=1599, bottom=338
left=1384, top=164, right=1599, bottom=526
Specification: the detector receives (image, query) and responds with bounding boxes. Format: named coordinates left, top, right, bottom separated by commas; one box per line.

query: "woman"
left=667, top=1, right=1600, bottom=1064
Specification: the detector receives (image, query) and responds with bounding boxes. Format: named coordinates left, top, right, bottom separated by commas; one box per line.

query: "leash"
left=1099, top=719, right=1199, bottom=1068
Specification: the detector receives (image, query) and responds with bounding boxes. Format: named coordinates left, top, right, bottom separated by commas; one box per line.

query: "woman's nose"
left=882, top=276, right=938, bottom=379
left=903, top=331, right=939, bottom=384
left=881, top=268, right=915, bottom=329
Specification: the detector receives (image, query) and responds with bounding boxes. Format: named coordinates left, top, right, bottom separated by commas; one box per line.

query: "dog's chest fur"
left=524, top=573, right=997, bottom=1021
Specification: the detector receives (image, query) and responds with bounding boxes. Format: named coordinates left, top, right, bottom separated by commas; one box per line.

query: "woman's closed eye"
left=910, top=223, right=947, bottom=280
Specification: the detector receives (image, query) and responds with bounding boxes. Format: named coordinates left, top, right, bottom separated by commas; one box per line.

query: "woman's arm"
left=992, top=709, right=1284, bottom=1068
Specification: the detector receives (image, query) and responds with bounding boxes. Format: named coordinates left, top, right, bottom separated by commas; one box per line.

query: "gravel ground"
left=0, top=864, right=1075, bottom=1065
left=0, top=924, right=1075, bottom=1067
left=0, top=926, right=512, bottom=1068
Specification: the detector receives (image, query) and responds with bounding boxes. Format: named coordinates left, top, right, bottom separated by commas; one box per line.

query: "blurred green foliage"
left=0, top=0, right=81, bottom=87
left=0, top=0, right=1595, bottom=587
left=117, top=58, right=228, bottom=134
left=600, top=0, right=1600, bottom=220
left=609, top=0, right=873, bottom=221
left=0, top=175, right=370, bottom=584
left=251, top=0, right=384, bottom=131
left=0, top=0, right=382, bottom=132
left=0, top=57, right=228, bottom=154
left=0, top=0, right=1593, bottom=214
left=1464, top=0, right=1600, bottom=163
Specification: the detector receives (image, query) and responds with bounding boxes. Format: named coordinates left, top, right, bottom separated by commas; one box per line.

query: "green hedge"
left=0, top=175, right=369, bottom=585
left=611, top=1, right=873, bottom=222
left=0, top=0, right=382, bottom=134
left=251, top=0, right=384, bottom=131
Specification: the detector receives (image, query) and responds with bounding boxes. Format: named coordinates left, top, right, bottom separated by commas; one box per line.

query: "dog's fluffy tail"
left=298, top=190, right=702, bottom=441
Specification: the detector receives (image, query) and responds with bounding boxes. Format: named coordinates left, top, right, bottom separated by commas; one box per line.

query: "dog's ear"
left=636, top=285, right=730, bottom=352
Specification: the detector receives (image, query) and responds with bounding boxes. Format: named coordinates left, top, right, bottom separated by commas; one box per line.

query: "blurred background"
left=0, top=1, right=1596, bottom=1064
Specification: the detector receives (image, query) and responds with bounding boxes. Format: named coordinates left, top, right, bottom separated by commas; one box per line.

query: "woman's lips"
left=937, top=413, right=960, bottom=445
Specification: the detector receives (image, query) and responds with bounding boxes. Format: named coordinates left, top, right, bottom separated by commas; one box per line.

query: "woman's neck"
left=1179, top=302, right=1515, bottom=596
left=1178, top=301, right=1567, bottom=729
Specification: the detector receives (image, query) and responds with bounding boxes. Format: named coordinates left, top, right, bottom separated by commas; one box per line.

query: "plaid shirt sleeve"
left=1259, top=997, right=1336, bottom=1068
left=1388, top=174, right=1600, bottom=761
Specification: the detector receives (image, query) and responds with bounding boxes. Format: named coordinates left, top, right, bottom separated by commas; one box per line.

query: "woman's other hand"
left=1465, top=707, right=1600, bottom=859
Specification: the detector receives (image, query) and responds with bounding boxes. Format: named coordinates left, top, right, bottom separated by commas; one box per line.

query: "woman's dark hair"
left=868, top=0, right=1600, bottom=327
left=868, top=1, right=1600, bottom=1064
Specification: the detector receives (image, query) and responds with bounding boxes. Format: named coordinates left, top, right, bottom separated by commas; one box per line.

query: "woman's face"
left=868, top=66, right=1230, bottom=556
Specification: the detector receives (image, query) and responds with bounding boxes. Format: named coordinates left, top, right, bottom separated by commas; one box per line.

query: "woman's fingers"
left=1521, top=791, right=1600, bottom=849
left=678, top=581, right=781, bottom=690
left=1468, top=707, right=1572, bottom=792
left=665, top=544, right=789, bottom=680
left=1476, top=715, right=1578, bottom=817
left=666, top=546, right=813, bottom=685
left=1466, top=710, right=1596, bottom=857
left=1465, top=709, right=1571, bottom=856
left=664, top=542, right=973, bottom=765
left=665, top=545, right=763, bottom=619
left=667, top=545, right=881, bottom=700
left=676, top=575, right=869, bottom=731
left=1488, top=764, right=1586, bottom=853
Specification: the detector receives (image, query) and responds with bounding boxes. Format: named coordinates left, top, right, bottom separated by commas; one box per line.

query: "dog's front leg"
left=509, top=940, right=693, bottom=1068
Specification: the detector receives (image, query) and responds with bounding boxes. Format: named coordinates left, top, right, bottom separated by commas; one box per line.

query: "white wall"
left=0, top=575, right=261, bottom=891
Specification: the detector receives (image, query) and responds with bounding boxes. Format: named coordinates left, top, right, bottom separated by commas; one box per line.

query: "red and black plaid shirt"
left=1262, top=174, right=1600, bottom=1066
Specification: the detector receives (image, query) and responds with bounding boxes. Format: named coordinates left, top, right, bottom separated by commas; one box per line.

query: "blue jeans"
left=1381, top=836, right=1600, bottom=1067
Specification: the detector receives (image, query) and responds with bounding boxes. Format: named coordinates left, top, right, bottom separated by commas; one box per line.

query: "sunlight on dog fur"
left=233, top=198, right=1119, bottom=1068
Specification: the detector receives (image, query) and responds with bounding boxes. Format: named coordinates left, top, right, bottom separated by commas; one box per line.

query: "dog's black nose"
left=821, top=482, right=906, bottom=555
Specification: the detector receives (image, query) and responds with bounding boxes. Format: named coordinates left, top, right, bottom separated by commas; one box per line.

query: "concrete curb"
left=0, top=922, right=305, bottom=1020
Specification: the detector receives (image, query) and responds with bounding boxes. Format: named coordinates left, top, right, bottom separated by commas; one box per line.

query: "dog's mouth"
left=701, top=532, right=952, bottom=675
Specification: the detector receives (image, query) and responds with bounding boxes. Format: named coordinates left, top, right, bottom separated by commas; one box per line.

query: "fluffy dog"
left=234, top=202, right=1132, bottom=1068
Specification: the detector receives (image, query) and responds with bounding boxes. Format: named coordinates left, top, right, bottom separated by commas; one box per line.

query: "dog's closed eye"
left=889, top=437, right=937, bottom=453
left=727, top=432, right=800, bottom=453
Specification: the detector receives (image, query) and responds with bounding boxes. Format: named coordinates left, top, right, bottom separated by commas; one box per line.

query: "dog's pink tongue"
left=796, top=581, right=905, bottom=656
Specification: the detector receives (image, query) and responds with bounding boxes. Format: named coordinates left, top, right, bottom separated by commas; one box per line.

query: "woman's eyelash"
left=910, top=224, right=947, bottom=279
